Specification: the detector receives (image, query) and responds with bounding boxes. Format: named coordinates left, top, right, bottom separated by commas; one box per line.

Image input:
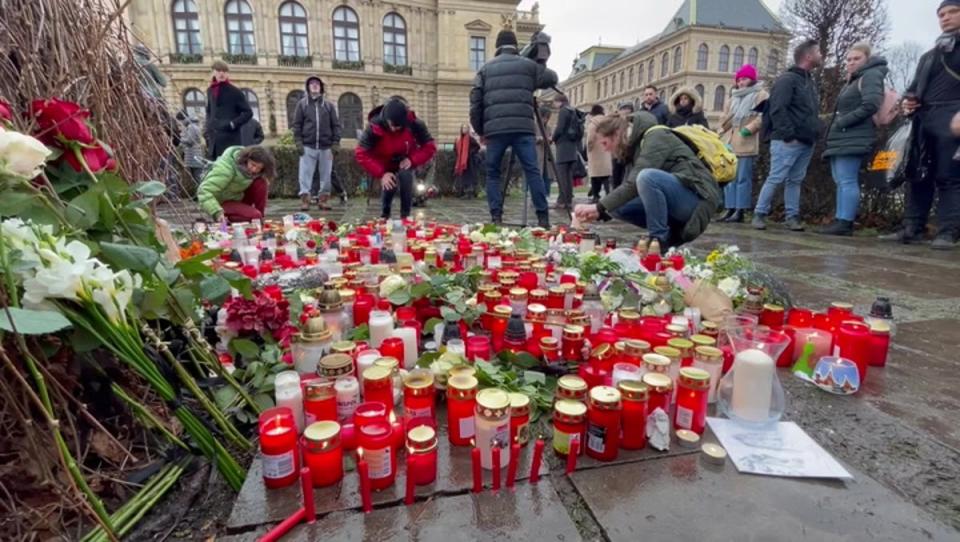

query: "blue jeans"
left=724, top=156, right=754, bottom=210
left=485, top=134, right=549, bottom=217
left=754, top=140, right=814, bottom=219
left=614, top=169, right=701, bottom=244
left=830, top=155, right=863, bottom=222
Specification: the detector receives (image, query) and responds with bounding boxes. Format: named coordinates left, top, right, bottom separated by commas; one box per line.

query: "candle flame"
left=389, top=411, right=397, bottom=424
left=470, top=438, right=476, bottom=447
left=357, top=447, right=364, bottom=459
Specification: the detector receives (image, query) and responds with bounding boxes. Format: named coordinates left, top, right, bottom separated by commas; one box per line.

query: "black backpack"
left=566, top=107, right=587, bottom=142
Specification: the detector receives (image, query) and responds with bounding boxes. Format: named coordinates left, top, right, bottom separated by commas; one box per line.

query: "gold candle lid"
left=447, top=374, right=478, bottom=400
left=589, top=386, right=622, bottom=410
left=763, top=303, right=784, bottom=313
left=618, top=309, right=640, bottom=322
left=374, top=356, right=400, bottom=374
left=475, top=388, right=510, bottom=419
left=508, top=392, right=531, bottom=417
left=448, top=364, right=477, bottom=379
left=319, top=353, right=354, bottom=377
left=642, top=353, right=671, bottom=369
left=653, top=346, right=681, bottom=361
left=362, top=365, right=392, bottom=383
left=690, top=334, right=716, bottom=347
left=617, top=380, right=649, bottom=401
left=558, top=374, right=588, bottom=393
left=667, top=338, right=694, bottom=352
left=642, top=372, right=673, bottom=393
left=303, top=421, right=341, bottom=451
left=403, top=369, right=434, bottom=396
left=624, top=339, right=652, bottom=356
left=493, top=305, right=513, bottom=318
left=304, top=380, right=336, bottom=401
left=406, top=425, right=438, bottom=453
left=694, top=345, right=724, bottom=363
left=678, top=367, right=711, bottom=389
left=331, top=340, right=357, bottom=354
left=553, top=399, right=587, bottom=423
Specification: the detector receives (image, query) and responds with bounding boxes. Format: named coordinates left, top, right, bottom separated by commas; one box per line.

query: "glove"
left=739, top=128, right=752, bottom=137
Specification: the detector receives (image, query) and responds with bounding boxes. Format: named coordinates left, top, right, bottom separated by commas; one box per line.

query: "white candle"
left=446, top=338, right=466, bottom=358
left=730, top=349, right=774, bottom=422
left=274, top=371, right=304, bottom=432
left=368, top=310, right=394, bottom=348
left=356, top=350, right=381, bottom=385
left=392, top=327, right=419, bottom=370
left=335, top=377, right=360, bottom=424
left=240, top=245, right=259, bottom=266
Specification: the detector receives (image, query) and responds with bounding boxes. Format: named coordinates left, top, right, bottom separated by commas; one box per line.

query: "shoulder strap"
left=940, top=55, right=960, bottom=83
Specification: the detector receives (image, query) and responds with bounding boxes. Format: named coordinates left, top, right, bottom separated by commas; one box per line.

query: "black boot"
left=718, top=209, right=736, bottom=222
left=536, top=211, right=550, bottom=229
left=818, top=219, right=854, bottom=236
left=491, top=214, right=503, bottom=226
left=727, top=210, right=745, bottom=223
left=879, top=224, right=924, bottom=244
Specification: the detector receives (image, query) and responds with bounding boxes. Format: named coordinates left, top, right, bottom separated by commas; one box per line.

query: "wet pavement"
left=161, top=194, right=960, bottom=540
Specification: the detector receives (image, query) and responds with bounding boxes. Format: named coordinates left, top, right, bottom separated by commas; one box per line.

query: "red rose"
left=64, top=144, right=116, bottom=173
left=307, top=220, right=323, bottom=233
left=327, top=220, right=338, bottom=232
left=28, top=98, right=95, bottom=145
left=306, top=239, right=317, bottom=249
left=0, top=100, right=11, bottom=123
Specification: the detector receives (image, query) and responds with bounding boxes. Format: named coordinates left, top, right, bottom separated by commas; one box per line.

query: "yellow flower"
left=706, top=250, right=721, bottom=265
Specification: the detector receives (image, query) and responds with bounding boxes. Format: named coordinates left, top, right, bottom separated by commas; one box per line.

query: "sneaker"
left=879, top=227, right=924, bottom=244
left=785, top=217, right=805, bottom=232
left=491, top=214, right=503, bottom=226
left=717, top=209, right=736, bottom=222
left=818, top=219, right=853, bottom=236
left=725, top=210, right=745, bottom=224
left=751, top=213, right=767, bottom=230
left=931, top=232, right=958, bottom=250
left=299, top=194, right=310, bottom=211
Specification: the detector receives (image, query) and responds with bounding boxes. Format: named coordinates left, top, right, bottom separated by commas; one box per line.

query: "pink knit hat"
left=735, top=64, right=758, bottom=82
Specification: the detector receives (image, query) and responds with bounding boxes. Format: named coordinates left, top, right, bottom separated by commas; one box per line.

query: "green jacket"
left=824, top=56, right=889, bottom=158
left=196, top=146, right=254, bottom=218
left=600, top=112, right=722, bottom=243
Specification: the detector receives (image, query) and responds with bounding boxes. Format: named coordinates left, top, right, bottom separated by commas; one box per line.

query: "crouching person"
left=197, top=145, right=275, bottom=223
left=573, top=112, right=722, bottom=251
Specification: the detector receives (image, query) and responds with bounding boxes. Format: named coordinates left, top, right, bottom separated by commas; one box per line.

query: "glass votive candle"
left=446, top=338, right=467, bottom=358
left=642, top=372, right=673, bottom=416
left=362, top=366, right=394, bottom=416
left=466, top=335, right=492, bottom=362
left=674, top=367, right=710, bottom=435
left=406, top=425, right=438, bottom=485
left=446, top=375, right=478, bottom=446
left=354, top=401, right=388, bottom=429
left=617, top=380, right=649, bottom=450
left=612, top=362, right=642, bottom=388
left=259, top=407, right=299, bottom=489
left=402, top=369, right=435, bottom=424
left=303, top=421, right=343, bottom=487
left=379, top=337, right=406, bottom=369
left=556, top=374, right=589, bottom=402
left=358, top=421, right=397, bottom=491
left=509, top=392, right=531, bottom=446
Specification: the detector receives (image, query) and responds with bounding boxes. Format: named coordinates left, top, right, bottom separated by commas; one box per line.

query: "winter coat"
left=197, top=146, right=256, bottom=218
left=764, top=66, right=821, bottom=144
left=719, top=86, right=769, bottom=156
left=179, top=119, right=204, bottom=168
left=666, top=87, right=710, bottom=129
left=600, top=112, right=722, bottom=244
left=824, top=57, right=889, bottom=158
left=552, top=105, right=582, bottom=163
left=241, top=118, right=264, bottom=146
left=903, top=45, right=960, bottom=182
left=641, top=99, right=670, bottom=125
left=205, top=81, right=252, bottom=159
left=355, top=106, right=437, bottom=179
left=292, top=76, right=342, bottom=150
left=586, top=114, right=613, bottom=177
left=469, top=50, right=559, bottom=138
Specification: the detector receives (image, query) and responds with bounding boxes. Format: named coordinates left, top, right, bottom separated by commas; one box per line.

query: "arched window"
left=647, top=60, right=654, bottom=82
left=714, top=85, right=726, bottom=112
left=696, top=43, right=708, bottom=71
left=225, top=0, right=255, bottom=55
left=748, top=47, right=759, bottom=67
left=733, top=46, right=744, bottom=70
left=619, top=72, right=625, bottom=94
left=242, top=89, right=260, bottom=121
left=637, top=64, right=644, bottom=86
left=279, top=2, right=308, bottom=57
left=658, top=89, right=666, bottom=103
left=383, top=13, right=407, bottom=66
left=673, top=46, right=682, bottom=73
left=767, top=49, right=781, bottom=74
left=286, top=90, right=305, bottom=128
left=182, top=88, right=205, bottom=120
left=695, top=84, right=705, bottom=98
left=718, top=45, right=730, bottom=72
left=660, top=52, right=669, bottom=78
left=338, top=93, right=363, bottom=139
left=628, top=67, right=634, bottom=90
left=333, top=6, right=361, bottom=62
left=172, top=0, right=202, bottom=55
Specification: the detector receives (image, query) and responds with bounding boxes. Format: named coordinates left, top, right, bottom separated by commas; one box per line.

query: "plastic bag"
left=874, top=121, right=912, bottom=190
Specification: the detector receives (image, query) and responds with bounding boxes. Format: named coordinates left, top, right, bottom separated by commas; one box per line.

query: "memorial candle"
left=357, top=421, right=396, bottom=491
left=406, top=425, right=438, bottom=486
left=446, top=375, right=478, bottom=446
left=617, top=380, right=649, bottom=450
left=867, top=322, right=891, bottom=367
left=792, top=328, right=832, bottom=363
left=475, top=389, right=511, bottom=470
left=379, top=337, right=406, bottom=369
left=759, top=304, right=785, bottom=329
left=335, top=377, right=360, bottom=424
left=674, top=368, right=710, bottom=435
left=392, top=327, right=419, bottom=370
left=368, top=310, right=394, bottom=348
left=362, top=366, right=394, bottom=417
left=303, top=381, right=337, bottom=425
left=402, top=369, right=435, bottom=424
left=404, top=454, right=417, bottom=505
left=259, top=407, right=299, bottom=489
left=730, top=349, right=774, bottom=422
left=642, top=372, right=672, bottom=417
left=302, top=421, right=343, bottom=487
left=275, top=371, right=304, bottom=432
left=585, top=386, right=622, bottom=462
left=471, top=446, right=482, bottom=493
left=353, top=294, right=374, bottom=326
left=837, top=321, right=871, bottom=382
left=466, top=335, right=492, bottom=363
left=529, top=438, right=544, bottom=483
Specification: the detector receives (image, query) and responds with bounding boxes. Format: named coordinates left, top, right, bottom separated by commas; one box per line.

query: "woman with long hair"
left=197, top=145, right=276, bottom=223
left=718, top=64, right=768, bottom=223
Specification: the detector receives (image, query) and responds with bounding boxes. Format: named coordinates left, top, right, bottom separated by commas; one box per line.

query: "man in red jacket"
left=355, top=98, right=437, bottom=219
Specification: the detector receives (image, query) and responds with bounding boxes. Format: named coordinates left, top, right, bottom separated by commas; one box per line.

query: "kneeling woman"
left=573, top=112, right=722, bottom=251
left=197, top=145, right=276, bottom=223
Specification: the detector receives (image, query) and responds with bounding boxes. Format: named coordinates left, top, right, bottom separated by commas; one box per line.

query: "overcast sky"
left=518, top=0, right=939, bottom=78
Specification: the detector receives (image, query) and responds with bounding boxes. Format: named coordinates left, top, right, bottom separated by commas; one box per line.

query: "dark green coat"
left=600, top=112, right=722, bottom=243
left=824, top=56, right=889, bottom=158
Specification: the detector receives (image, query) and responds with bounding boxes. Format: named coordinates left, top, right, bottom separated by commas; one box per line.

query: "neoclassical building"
left=554, top=0, right=790, bottom=126
left=124, top=0, right=543, bottom=144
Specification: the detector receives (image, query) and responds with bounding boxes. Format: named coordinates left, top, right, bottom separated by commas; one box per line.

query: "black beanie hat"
left=496, top=30, right=518, bottom=49
left=383, top=99, right=408, bottom=127
left=940, top=0, right=960, bottom=11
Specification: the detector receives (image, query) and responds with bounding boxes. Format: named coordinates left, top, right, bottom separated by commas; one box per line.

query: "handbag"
left=571, top=154, right=587, bottom=179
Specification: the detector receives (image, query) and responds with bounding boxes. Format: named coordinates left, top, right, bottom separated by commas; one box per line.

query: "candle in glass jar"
left=674, top=368, right=710, bottom=435
left=585, top=386, right=622, bottom=462
left=612, top=362, right=642, bottom=388
left=379, top=337, right=406, bottom=369
left=642, top=372, right=672, bottom=417
left=304, top=381, right=337, bottom=425
left=362, top=366, right=394, bottom=416
left=730, top=349, right=774, bottom=422
left=508, top=392, right=531, bottom=446
left=368, top=310, right=394, bottom=348
left=275, top=371, right=305, bottom=432
left=552, top=399, right=587, bottom=456
left=793, top=328, right=832, bottom=363
left=406, top=425, right=438, bottom=485
left=335, top=376, right=360, bottom=423
left=303, top=421, right=343, bottom=487
left=692, top=346, right=724, bottom=404
left=392, top=327, right=419, bottom=370
left=617, top=380, right=648, bottom=450
left=446, top=375, right=479, bottom=446
left=837, top=321, right=871, bottom=382
left=354, top=294, right=375, bottom=326
left=357, top=421, right=396, bottom=491
left=759, top=304, right=785, bottom=329
left=357, top=349, right=381, bottom=376
left=867, top=321, right=891, bottom=367
left=259, top=407, right=299, bottom=489
left=475, top=389, right=511, bottom=470
left=402, top=369, right=435, bottom=424
left=466, top=335, right=492, bottom=363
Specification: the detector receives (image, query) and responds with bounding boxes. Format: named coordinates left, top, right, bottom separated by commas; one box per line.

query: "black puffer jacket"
left=292, top=76, right=342, bottom=150
left=469, top=50, right=559, bottom=137
left=764, top=66, right=821, bottom=144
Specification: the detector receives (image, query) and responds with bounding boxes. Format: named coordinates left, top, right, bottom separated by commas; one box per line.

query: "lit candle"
left=259, top=407, right=299, bottom=489
left=368, top=310, right=395, bottom=348
left=274, top=371, right=304, bottom=432
left=357, top=448, right=373, bottom=513
left=357, top=349, right=381, bottom=377
left=506, top=442, right=520, bottom=488
left=529, top=438, right=544, bottom=484
left=793, top=328, right=832, bottom=363
left=471, top=445, right=482, bottom=493
left=392, top=327, right=419, bottom=370
left=730, top=349, right=774, bottom=423
left=491, top=446, right=501, bottom=491
left=335, top=377, right=360, bottom=424
left=565, top=439, right=579, bottom=475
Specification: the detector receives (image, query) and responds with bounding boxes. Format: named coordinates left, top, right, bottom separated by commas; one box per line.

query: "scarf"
left=936, top=31, right=960, bottom=53
left=209, top=77, right=229, bottom=99
left=454, top=133, right=472, bottom=175
left=730, top=85, right=761, bottom=126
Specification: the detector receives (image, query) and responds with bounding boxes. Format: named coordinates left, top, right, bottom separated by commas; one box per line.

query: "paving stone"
left=571, top=452, right=957, bottom=542
left=893, top=318, right=960, bottom=358
left=222, top=478, right=580, bottom=542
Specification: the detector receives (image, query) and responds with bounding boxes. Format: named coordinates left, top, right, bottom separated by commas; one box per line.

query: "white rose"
left=469, top=231, right=484, bottom=243
left=484, top=232, right=499, bottom=244
left=379, top=274, right=406, bottom=298
left=0, top=130, right=52, bottom=179
left=717, top=277, right=741, bottom=298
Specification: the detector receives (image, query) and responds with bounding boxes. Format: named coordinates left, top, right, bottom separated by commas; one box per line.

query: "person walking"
left=752, top=40, right=823, bottom=232
left=666, top=87, right=709, bottom=128
left=551, top=94, right=581, bottom=212
left=204, top=61, right=252, bottom=160
left=820, top=43, right=888, bottom=236
left=586, top=105, right=613, bottom=203
left=469, top=28, right=558, bottom=226
left=197, top=145, right=275, bottom=223
left=718, top=64, right=768, bottom=223
left=884, top=1, right=960, bottom=249
left=454, top=124, right=482, bottom=198
left=292, top=75, right=341, bottom=211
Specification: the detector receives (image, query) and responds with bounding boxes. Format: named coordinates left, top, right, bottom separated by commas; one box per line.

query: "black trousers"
left=382, top=169, right=414, bottom=219
left=589, top=176, right=611, bottom=198
left=612, top=159, right=627, bottom=189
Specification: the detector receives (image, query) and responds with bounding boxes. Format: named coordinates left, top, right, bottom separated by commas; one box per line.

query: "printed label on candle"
left=675, top=406, right=693, bottom=430
left=262, top=450, right=295, bottom=480
left=552, top=430, right=581, bottom=455
left=586, top=422, right=606, bottom=454
left=405, top=406, right=434, bottom=421
left=459, top=417, right=476, bottom=438
left=366, top=446, right=392, bottom=480
left=337, top=397, right=359, bottom=422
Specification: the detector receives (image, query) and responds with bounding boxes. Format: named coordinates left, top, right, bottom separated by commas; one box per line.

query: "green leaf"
left=214, top=386, right=240, bottom=410
left=424, top=318, right=443, bottom=337
left=253, top=393, right=274, bottom=411
left=171, top=286, right=196, bottom=317
left=347, top=324, right=369, bottom=341
left=513, top=353, right=541, bottom=370
left=416, top=351, right=441, bottom=368
left=440, top=306, right=460, bottom=322
left=66, top=189, right=101, bottom=230
left=0, top=190, right=35, bottom=215
left=199, top=275, right=232, bottom=304
left=176, top=251, right=219, bottom=278
left=100, top=242, right=160, bottom=272
left=410, top=282, right=432, bottom=300
left=480, top=224, right=500, bottom=234
left=388, top=289, right=411, bottom=306
left=139, top=287, right=170, bottom=320
left=69, top=326, right=102, bottom=353
left=522, top=370, right=546, bottom=385
left=231, top=338, right=260, bottom=360
left=0, top=307, right=72, bottom=334
left=135, top=181, right=167, bottom=198
left=154, top=262, right=182, bottom=285
left=219, top=269, right=252, bottom=299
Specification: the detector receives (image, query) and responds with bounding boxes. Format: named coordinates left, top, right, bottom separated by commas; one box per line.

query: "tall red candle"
left=301, top=466, right=316, bottom=523
left=357, top=451, right=373, bottom=512
left=506, top=442, right=520, bottom=488
left=446, top=375, right=478, bottom=446
left=362, top=366, right=394, bottom=417
left=837, top=321, right=871, bottom=382
left=565, top=439, right=579, bottom=474
left=380, top=337, right=406, bottom=369
left=259, top=407, right=299, bottom=489
left=585, top=386, right=622, bottom=462
left=404, top=454, right=417, bottom=505
left=471, top=445, right=482, bottom=493
left=787, top=307, right=813, bottom=328
left=867, top=322, right=891, bottom=367
left=673, top=368, right=710, bottom=435
left=491, top=446, right=501, bottom=491
left=529, top=438, right=544, bottom=483
left=617, top=380, right=648, bottom=449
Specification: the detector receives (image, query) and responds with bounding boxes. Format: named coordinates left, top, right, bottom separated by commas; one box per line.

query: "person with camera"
left=355, top=98, right=437, bottom=220
left=292, top=76, right=341, bottom=211
left=469, top=29, right=559, bottom=227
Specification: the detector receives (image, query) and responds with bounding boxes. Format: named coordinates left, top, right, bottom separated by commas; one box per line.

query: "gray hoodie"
left=292, top=76, right=342, bottom=149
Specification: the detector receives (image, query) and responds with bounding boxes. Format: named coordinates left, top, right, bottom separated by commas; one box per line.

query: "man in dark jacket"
left=885, top=1, right=960, bottom=249
left=241, top=117, right=264, bottom=146
left=666, top=87, right=710, bottom=129
left=355, top=98, right=437, bottom=219
left=551, top=94, right=581, bottom=212
left=293, top=76, right=341, bottom=211
left=205, top=61, right=252, bottom=160
left=641, top=85, right=669, bottom=125
left=752, top=39, right=823, bottom=232
left=469, top=29, right=559, bottom=226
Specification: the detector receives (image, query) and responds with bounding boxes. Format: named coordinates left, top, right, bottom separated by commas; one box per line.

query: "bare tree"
left=885, top=41, right=925, bottom=94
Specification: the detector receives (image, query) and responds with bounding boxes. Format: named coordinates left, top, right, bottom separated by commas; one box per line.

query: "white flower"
left=379, top=274, right=406, bottom=298
left=469, top=231, right=484, bottom=243
left=723, top=245, right=740, bottom=255
left=700, top=268, right=714, bottom=280
left=717, top=277, right=741, bottom=298
left=484, top=232, right=499, bottom=244
left=1, top=218, right=45, bottom=267
left=0, top=129, right=52, bottom=179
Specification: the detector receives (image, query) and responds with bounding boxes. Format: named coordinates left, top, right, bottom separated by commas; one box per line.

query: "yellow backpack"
left=647, top=125, right=738, bottom=184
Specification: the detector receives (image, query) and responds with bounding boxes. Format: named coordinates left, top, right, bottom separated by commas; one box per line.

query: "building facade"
left=125, top=0, right=543, bottom=144
left=554, top=0, right=790, bottom=126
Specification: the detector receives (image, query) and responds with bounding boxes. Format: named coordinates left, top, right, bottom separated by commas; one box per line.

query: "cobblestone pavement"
left=160, top=194, right=960, bottom=541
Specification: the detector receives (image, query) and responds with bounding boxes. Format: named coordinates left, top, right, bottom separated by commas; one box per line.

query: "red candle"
left=787, top=307, right=814, bottom=328
left=529, top=439, right=544, bottom=484
left=404, top=454, right=417, bottom=505
left=491, top=446, right=501, bottom=491
left=777, top=326, right=797, bottom=367
left=837, top=321, right=871, bottom=382
left=301, top=466, right=316, bottom=523
left=868, top=322, right=891, bottom=367
left=828, top=302, right=854, bottom=326
left=643, top=373, right=672, bottom=416
left=357, top=422, right=396, bottom=491
left=447, top=375, right=478, bottom=446
left=509, top=393, right=531, bottom=446
left=585, top=386, right=621, bottom=462
left=259, top=407, right=299, bottom=489
left=466, top=335, right=492, bottom=363
left=304, top=381, right=337, bottom=425
left=471, top=446, right=482, bottom=493
left=362, top=366, right=394, bottom=417
left=403, top=370, right=435, bottom=424
left=302, top=421, right=343, bottom=487
left=506, top=442, right=520, bottom=488
left=673, top=368, right=710, bottom=435
left=354, top=294, right=374, bottom=326
left=395, top=306, right=417, bottom=323
left=618, top=380, right=648, bottom=449
left=357, top=451, right=373, bottom=513
left=406, top=425, right=438, bottom=485
left=380, top=337, right=406, bottom=369
left=354, top=401, right=388, bottom=429
left=759, top=304, right=785, bottom=329
left=565, top=439, right=579, bottom=474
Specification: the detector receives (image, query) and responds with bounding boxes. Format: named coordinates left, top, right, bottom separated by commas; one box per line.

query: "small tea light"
left=701, top=443, right=727, bottom=465
left=675, top=429, right=700, bottom=449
